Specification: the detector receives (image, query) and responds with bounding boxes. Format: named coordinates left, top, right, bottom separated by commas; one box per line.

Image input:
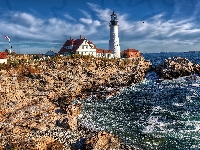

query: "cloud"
left=1, top=2, right=200, bottom=54
left=12, top=12, right=43, bottom=27
left=87, top=2, right=110, bottom=22
left=79, top=9, right=91, bottom=18
left=79, top=18, right=93, bottom=24
left=29, top=9, right=42, bottom=17
left=79, top=18, right=101, bottom=27
left=64, top=13, right=77, bottom=22
left=0, top=11, right=100, bottom=43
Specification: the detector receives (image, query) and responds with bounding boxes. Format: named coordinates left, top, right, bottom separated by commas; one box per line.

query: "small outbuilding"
left=120, top=48, right=140, bottom=58
left=45, top=50, right=56, bottom=57
left=0, top=52, right=8, bottom=64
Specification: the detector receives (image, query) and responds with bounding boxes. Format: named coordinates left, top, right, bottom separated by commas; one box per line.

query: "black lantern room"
left=110, top=10, right=118, bottom=25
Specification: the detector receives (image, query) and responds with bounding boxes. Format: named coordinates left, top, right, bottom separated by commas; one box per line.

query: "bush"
left=0, top=63, right=7, bottom=70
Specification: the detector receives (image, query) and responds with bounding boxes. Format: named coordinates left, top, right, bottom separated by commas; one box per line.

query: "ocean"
left=79, top=52, right=200, bottom=150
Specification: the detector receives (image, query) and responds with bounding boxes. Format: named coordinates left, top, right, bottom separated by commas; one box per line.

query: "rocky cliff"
left=0, top=55, right=150, bottom=149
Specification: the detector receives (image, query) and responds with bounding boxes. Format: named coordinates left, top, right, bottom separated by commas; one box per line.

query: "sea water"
left=79, top=52, right=200, bottom=150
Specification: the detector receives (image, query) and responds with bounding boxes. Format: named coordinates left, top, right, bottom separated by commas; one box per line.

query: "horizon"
left=0, top=0, right=200, bottom=54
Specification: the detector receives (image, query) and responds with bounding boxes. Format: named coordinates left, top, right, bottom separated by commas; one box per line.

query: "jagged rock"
left=66, top=104, right=82, bottom=131
left=86, top=131, right=120, bottom=150
left=155, top=57, right=200, bottom=79
left=0, top=56, right=150, bottom=149
left=193, top=63, right=200, bottom=75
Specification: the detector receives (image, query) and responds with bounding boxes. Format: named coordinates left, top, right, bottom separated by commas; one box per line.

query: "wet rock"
left=155, top=57, right=200, bottom=79
left=66, top=104, right=82, bottom=131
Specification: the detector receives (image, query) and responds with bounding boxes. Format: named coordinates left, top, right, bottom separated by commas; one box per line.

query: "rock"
left=35, top=123, right=47, bottom=131
left=13, top=126, right=22, bottom=134
left=46, top=140, right=63, bottom=150
left=86, top=131, right=120, bottom=150
left=66, top=104, right=82, bottom=131
left=34, top=136, right=56, bottom=150
left=28, top=122, right=37, bottom=129
left=155, top=57, right=200, bottom=79
left=193, top=63, right=200, bottom=75
left=0, top=55, right=151, bottom=148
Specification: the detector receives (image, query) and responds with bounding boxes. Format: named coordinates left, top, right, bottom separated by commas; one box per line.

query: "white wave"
left=172, top=102, right=185, bottom=107
left=192, top=83, right=200, bottom=87
left=143, top=125, right=154, bottom=133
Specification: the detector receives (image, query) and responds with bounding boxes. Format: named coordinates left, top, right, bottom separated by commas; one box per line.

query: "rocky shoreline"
left=0, top=55, right=150, bottom=149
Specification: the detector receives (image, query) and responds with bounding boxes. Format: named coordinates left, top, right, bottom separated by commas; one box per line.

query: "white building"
left=0, top=52, right=8, bottom=64
left=59, top=35, right=96, bottom=56
left=109, top=10, right=120, bottom=58
left=59, top=35, right=113, bottom=58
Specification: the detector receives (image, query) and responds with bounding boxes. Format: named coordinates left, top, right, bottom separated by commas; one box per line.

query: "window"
left=82, top=45, right=88, bottom=49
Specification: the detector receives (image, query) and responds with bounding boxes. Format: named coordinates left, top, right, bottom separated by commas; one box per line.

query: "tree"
left=4, top=49, right=9, bottom=55
left=122, top=53, right=127, bottom=58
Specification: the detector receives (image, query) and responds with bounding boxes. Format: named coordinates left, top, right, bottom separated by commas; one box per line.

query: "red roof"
left=121, top=48, right=139, bottom=53
left=59, top=36, right=97, bottom=53
left=88, top=41, right=94, bottom=45
left=96, top=49, right=112, bottom=54
left=0, top=52, right=8, bottom=59
left=59, top=39, right=85, bottom=53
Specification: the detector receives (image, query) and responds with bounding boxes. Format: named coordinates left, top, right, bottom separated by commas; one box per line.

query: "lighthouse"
left=109, top=10, right=120, bottom=58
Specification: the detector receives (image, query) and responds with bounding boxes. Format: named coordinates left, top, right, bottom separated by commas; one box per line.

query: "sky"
left=0, top=0, right=200, bottom=54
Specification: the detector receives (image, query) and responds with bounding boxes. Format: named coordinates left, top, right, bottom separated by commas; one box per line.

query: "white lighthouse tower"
left=109, top=10, right=120, bottom=58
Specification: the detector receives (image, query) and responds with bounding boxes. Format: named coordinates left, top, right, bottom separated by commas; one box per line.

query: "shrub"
left=0, top=63, right=7, bottom=70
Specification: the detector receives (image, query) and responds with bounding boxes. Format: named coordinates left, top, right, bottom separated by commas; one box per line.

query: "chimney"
left=80, top=35, right=82, bottom=39
left=70, top=37, right=72, bottom=40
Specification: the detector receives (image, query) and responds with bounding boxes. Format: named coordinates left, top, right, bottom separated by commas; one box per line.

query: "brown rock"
left=86, top=131, right=120, bottom=150
left=35, top=123, right=47, bottom=131
left=29, top=122, right=37, bottom=129
left=34, top=136, right=56, bottom=150
left=66, top=104, right=82, bottom=131
left=13, top=126, right=22, bottom=134
left=155, top=57, right=197, bottom=79
left=46, top=140, right=63, bottom=150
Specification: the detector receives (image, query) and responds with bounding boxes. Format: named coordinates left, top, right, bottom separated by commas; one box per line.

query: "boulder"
left=155, top=57, right=200, bottom=79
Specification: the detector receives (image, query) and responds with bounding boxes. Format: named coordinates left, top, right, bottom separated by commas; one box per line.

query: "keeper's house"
left=0, top=52, right=8, bottom=64
left=59, top=35, right=114, bottom=58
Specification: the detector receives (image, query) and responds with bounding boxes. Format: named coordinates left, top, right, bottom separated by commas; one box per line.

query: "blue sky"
left=0, top=0, right=200, bottom=54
